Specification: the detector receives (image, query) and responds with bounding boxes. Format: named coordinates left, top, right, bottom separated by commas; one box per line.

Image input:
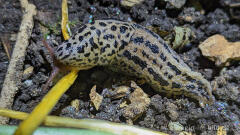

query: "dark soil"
left=1, top=0, right=239, bottom=134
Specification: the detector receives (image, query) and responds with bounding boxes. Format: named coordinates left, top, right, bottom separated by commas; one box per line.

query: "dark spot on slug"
left=85, top=42, right=88, bottom=47
left=173, top=56, right=180, bottom=63
left=57, top=47, right=63, bottom=52
left=126, top=33, right=130, bottom=38
left=72, top=57, right=77, bottom=60
left=79, top=36, right=84, bottom=42
left=61, top=54, right=70, bottom=60
left=103, top=34, right=115, bottom=40
left=159, top=64, right=163, bottom=69
left=96, top=29, right=101, bottom=37
left=145, top=29, right=159, bottom=39
left=114, top=40, right=118, bottom=48
left=120, top=26, right=128, bottom=34
left=90, top=26, right=96, bottom=30
left=99, top=22, right=107, bottom=27
left=168, top=75, right=173, bottom=79
left=164, top=72, right=168, bottom=76
left=160, top=53, right=166, bottom=61
left=144, top=41, right=159, bottom=54
left=186, top=84, right=195, bottom=89
left=111, top=25, right=117, bottom=31
left=142, top=50, right=149, bottom=58
left=163, top=43, right=171, bottom=54
left=172, top=82, right=182, bottom=88
left=107, top=50, right=115, bottom=56
left=133, top=48, right=137, bottom=52
left=78, top=25, right=87, bottom=33
left=119, top=40, right=128, bottom=50
left=77, top=46, right=85, bottom=53
left=153, top=59, right=157, bottom=64
left=100, top=57, right=107, bottom=63
left=123, top=23, right=129, bottom=26
left=123, top=50, right=147, bottom=69
left=89, top=37, right=98, bottom=50
left=167, top=62, right=181, bottom=75
left=84, top=53, right=90, bottom=57
left=75, top=58, right=82, bottom=62
left=131, top=55, right=147, bottom=69
left=147, top=68, right=169, bottom=86
left=66, top=43, right=71, bottom=50
left=58, top=52, right=63, bottom=57
left=132, top=23, right=142, bottom=29
left=184, top=74, right=196, bottom=83
left=133, top=36, right=144, bottom=44
left=84, top=31, right=91, bottom=37
left=100, top=47, right=106, bottom=53
left=128, top=66, right=137, bottom=73
left=93, top=57, right=99, bottom=64
left=196, top=81, right=204, bottom=87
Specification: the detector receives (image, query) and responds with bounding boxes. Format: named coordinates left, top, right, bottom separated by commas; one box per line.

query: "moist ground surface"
left=1, top=0, right=240, bottom=134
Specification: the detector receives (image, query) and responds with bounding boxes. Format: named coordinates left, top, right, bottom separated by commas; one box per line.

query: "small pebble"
left=168, top=122, right=184, bottom=132
left=199, top=34, right=240, bottom=66
left=24, top=80, right=33, bottom=87
left=71, top=99, right=80, bottom=111
left=165, top=0, right=186, bottom=9
left=121, top=0, right=144, bottom=7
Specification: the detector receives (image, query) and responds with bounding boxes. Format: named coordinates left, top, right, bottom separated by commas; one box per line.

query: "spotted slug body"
left=55, top=19, right=213, bottom=106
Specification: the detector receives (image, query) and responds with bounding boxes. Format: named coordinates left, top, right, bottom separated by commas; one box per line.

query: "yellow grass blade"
left=14, top=70, right=79, bottom=135
left=61, top=0, right=70, bottom=40
left=0, top=109, right=168, bottom=135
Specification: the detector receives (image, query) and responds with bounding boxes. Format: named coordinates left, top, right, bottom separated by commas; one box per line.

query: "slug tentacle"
left=42, top=66, right=60, bottom=91
left=42, top=40, right=61, bottom=91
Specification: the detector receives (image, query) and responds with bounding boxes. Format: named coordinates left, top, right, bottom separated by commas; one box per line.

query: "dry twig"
left=0, top=0, right=36, bottom=124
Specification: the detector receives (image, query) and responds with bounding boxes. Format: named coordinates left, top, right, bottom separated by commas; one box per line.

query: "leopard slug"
left=47, top=19, right=214, bottom=107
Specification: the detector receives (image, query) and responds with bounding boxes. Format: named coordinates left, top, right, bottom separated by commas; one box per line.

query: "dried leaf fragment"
left=172, top=26, right=193, bottom=50
left=89, top=85, right=103, bottom=110
left=168, top=122, right=184, bottom=132
left=217, top=126, right=227, bottom=135
left=123, top=81, right=150, bottom=121
left=199, top=34, right=240, bottom=66
left=23, top=66, right=34, bottom=79
left=70, top=99, right=80, bottom=111
left=0, top=36, right=12, bottom=60
left=111, top=86, right=130, bottom=99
